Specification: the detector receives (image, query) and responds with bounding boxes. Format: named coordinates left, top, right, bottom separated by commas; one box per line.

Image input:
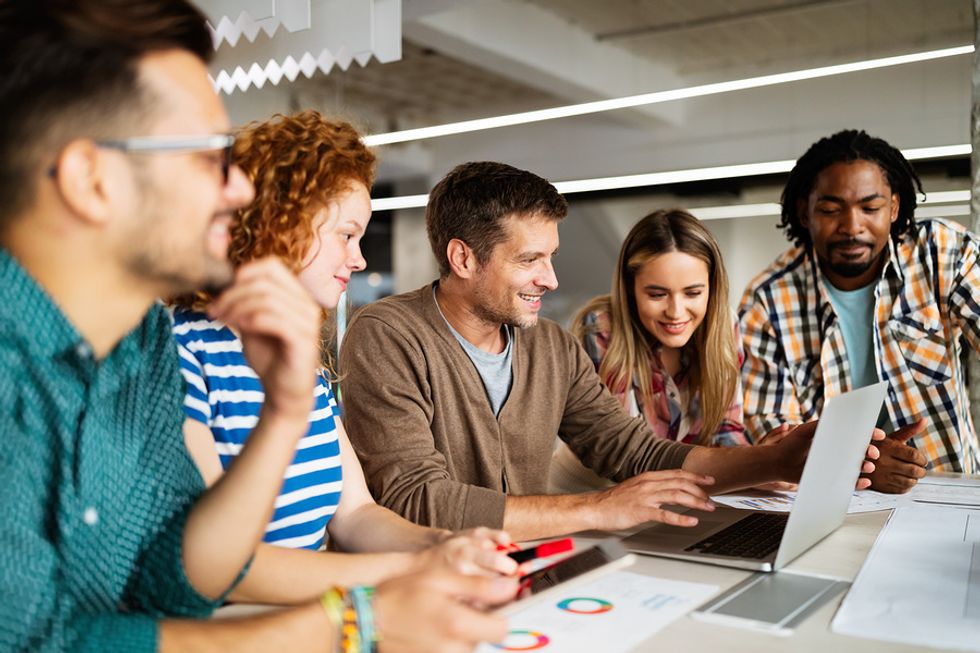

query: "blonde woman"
left=551, top=209, right=767, bottom=493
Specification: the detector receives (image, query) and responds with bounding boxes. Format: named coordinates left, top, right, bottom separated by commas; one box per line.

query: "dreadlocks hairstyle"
left=778, top=129, right=924, bottom=248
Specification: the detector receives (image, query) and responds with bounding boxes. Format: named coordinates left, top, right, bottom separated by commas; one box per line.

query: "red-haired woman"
left=171, top=110, right=515, bottom=602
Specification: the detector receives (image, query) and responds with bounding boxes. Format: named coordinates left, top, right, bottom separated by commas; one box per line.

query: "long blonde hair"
left=572, top=209, right=738, bottom=444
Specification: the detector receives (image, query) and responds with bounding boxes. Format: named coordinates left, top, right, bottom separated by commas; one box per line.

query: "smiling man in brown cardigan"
left=340, top=161, right=881, bottom=541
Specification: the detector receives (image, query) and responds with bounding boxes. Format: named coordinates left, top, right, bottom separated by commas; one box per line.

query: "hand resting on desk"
left=862, top=419, right=927, bottom=493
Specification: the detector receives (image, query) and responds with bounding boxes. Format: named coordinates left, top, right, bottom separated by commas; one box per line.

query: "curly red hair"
left=173, top=109, right=376, bottom=310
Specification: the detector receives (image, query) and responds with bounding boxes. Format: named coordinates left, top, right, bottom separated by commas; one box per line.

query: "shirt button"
left=75, top=343, right=93, bottom=359
left=83, top=507, right=99, bottom=526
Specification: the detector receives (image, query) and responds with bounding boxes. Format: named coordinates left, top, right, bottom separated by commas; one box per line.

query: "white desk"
left=221, top=479, right=977, bottom=652
left=618, top=508, right=940, bottom=652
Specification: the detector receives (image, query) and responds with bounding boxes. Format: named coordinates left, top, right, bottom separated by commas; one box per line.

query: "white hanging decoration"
left=197, top=0, right=402, bottom=95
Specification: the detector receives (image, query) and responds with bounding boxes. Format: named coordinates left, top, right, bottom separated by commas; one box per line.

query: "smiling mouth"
left=659, top=321, right=689, bottom=333
left=518, top=292, right=543, bottom=304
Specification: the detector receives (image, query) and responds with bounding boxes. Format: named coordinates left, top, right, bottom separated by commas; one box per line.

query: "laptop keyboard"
left=684, top=512, right=789, bottom=559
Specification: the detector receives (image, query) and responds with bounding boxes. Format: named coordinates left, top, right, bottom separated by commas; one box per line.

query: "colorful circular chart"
left=556, top=597, right=614, bottom=614
left=494, top=630, right=551, bottom=651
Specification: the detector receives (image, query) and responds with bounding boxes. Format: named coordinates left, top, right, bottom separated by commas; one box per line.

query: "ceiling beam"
left=404, top=0, right=685, bottom=127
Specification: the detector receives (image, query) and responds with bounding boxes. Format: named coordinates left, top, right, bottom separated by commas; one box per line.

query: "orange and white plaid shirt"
left=739, top=219, right=980, bottom=473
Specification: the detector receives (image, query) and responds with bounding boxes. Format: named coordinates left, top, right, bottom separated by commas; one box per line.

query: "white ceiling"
left=216, top=0, right=976, bottom=319
left=528, top=0, right=971, bottom=76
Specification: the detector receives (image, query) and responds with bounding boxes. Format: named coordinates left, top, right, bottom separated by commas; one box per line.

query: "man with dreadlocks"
left=739, top=129, right=980, bottom=491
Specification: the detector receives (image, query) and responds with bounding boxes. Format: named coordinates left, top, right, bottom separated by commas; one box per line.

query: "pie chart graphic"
left=556, top=597, right=614, bottom=614
left=494, top=629, right=551, bottom=650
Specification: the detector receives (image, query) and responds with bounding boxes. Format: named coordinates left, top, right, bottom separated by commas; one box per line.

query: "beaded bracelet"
left=349, top=586, right=378, bottom=653
left=320, top=586, right=378, bottom=653
left=340, top=589, right=362, bottom=653
left=319, top=587, right=346, bottom=652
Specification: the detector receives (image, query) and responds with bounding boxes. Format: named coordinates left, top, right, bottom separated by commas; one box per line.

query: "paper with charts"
left=478, top=571, right=717, bottom=653
left=831, top=504, right=980, bottom=652
left=711, top=489, right=898, bottom=513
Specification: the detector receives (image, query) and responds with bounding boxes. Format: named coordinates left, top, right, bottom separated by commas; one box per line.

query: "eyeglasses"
left=97, top=133, right=236, bottom=184
left=48, top=133, right=236, bottom=183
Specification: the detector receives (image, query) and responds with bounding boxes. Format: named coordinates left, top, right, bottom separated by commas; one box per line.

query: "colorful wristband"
left=350, top=586, right=378, bottom=653
left=319, top=587, right=346, bottom=652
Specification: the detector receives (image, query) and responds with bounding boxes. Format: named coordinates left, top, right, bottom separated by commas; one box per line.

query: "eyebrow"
left=342, top=220, right=365, bottom=234
left=643, top=283, right=706, bottom=292
left=515, top=248, right=558, bottom=260
left=816, top=193, right=887, bottom=203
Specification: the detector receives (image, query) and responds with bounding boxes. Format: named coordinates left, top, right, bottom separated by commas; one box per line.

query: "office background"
left=203, top=0, right=975, bottom=321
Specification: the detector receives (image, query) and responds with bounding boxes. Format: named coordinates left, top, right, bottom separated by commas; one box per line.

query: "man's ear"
left=52, top=139, right=117, bottom=227
left=890, top=193, right=900, bottom=224
left=796, top=198, right=809, bottom=229
left=446, top=238, right=478, bottom=279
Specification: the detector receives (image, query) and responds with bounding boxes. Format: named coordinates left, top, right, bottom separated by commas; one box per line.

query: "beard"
left=120, top=167, right=234, bottom=296
left=824, top=240, right=885, bottom=279
left=472, top=279, right=539, bottom=329
left=473, top=302, right=537, bottom=329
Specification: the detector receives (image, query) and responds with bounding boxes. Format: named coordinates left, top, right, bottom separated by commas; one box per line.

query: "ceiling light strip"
left=362, top=45, right=973, bottom=147
left=369, top=144, right=973, bottom=211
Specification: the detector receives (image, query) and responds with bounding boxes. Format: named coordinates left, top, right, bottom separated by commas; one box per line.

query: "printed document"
left=712, top=489, right=898, bottom=513
left=479, top=571, right=717, bottom=653
left=831, top=504, right=980, bottom=651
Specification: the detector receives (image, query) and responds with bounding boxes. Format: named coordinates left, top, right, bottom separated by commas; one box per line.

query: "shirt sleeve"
left=175, top=339, right=211, bottom=426
left=339, top=314, right=506, bottom=530
left=945, top=225, right=980, bottom=355
left=127, top=500, right=238, bottom=619
left=738, top=291, right=803, bottom=441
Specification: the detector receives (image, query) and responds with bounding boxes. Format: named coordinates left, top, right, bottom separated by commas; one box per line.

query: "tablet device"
left=691, top=571, right=849, bottom=635
left=497, top=538, right=635, bottom=615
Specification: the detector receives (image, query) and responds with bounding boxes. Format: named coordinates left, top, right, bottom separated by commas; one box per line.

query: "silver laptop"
left=623, top=382, right=887, bottom=572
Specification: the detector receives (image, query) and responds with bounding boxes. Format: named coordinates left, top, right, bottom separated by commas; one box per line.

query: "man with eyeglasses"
left=0, top=1, right=513, bottom=652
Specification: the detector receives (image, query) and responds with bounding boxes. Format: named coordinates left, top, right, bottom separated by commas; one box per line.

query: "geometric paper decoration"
left=197, top=0, right=402, bottom=94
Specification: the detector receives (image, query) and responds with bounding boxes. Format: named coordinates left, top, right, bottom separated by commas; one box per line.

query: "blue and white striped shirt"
left=171, top=307, right=343, bottom=550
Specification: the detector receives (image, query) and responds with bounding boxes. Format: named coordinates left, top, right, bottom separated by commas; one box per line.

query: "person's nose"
left=223, top=164, right=255, bottom=210
left=537, top=259, right=559, bottom=291
left=348, top=243, right=366, bottom=273
left=837, top=206, right=864, bottom=238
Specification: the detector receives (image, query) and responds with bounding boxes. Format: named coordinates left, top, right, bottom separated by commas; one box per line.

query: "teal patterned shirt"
left=0, top=249, right=234, bottom=652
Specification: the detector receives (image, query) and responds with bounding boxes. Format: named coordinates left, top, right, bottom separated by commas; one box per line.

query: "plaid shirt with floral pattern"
left=739, top=219, right=980, bottom=473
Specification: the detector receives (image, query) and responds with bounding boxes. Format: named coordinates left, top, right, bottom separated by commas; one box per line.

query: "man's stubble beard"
left=825, top=243, right=887, bottom=279
left=121, top=171, right=234, bottom=297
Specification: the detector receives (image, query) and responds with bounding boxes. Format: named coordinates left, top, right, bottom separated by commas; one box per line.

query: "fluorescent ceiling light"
left=370, top=145, right=972, bottom=212
left=371, top=194, right=429, bottom=212
left=691, top=203, right=781, bottom=221
left=689, top=191, right=970, bottom=221
left=362, top=45, right=973, bottom=147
